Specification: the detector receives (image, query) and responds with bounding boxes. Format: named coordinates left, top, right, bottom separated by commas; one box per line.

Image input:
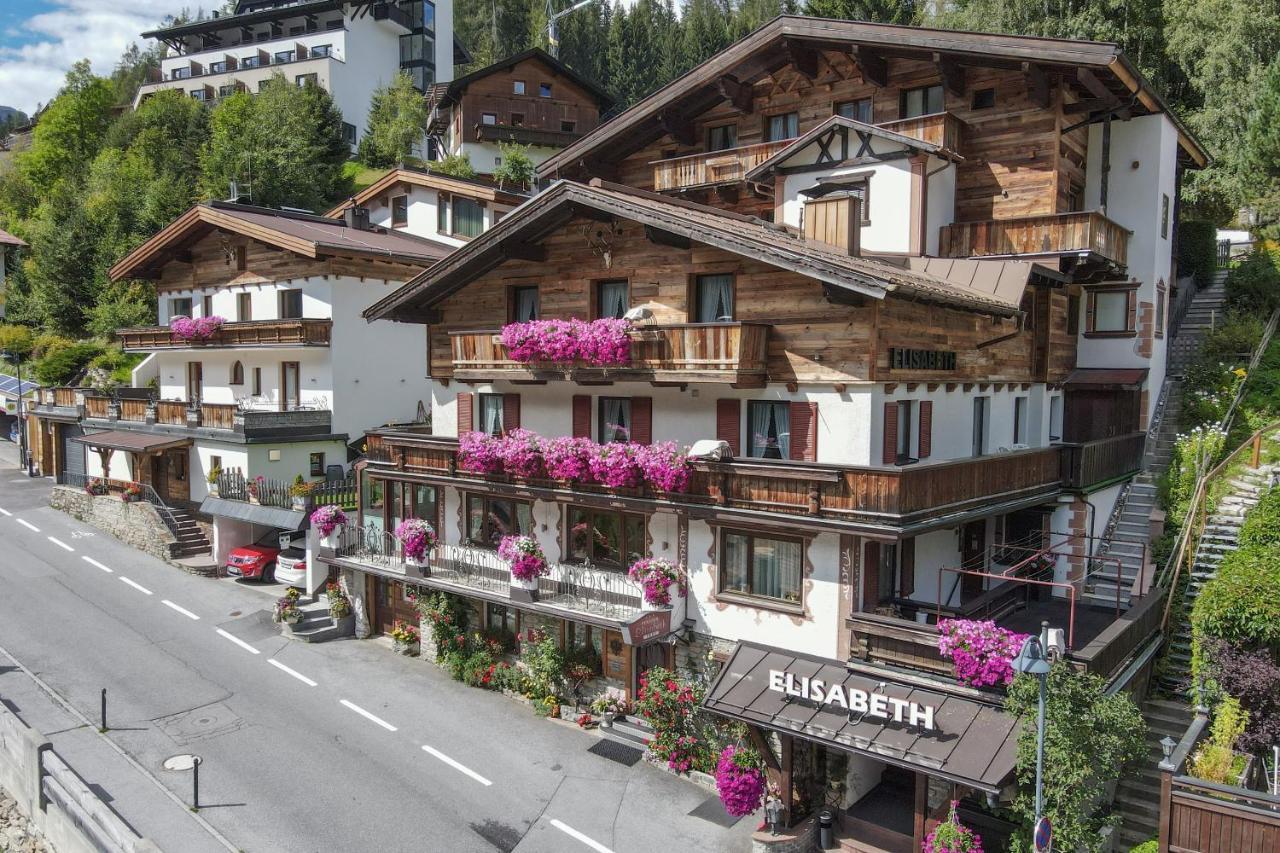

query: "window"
left=1067, top=293, right=1081, bottom=335
left=598, top=397, right=632, bottom=443
left=278, top=289, right=303, bottom=319
left=567, top=507, right=646, bottom=566
left=707, top=124, right=738, bottom=151
left=510, top=285, right=539, bottom=322
left=1013, top=396, right=1029, bottom=445
left=295, top=73, right=318, bottom=87
left=513, top=80, right=526, bottom=95
left=747, top=401, right=790, bottom=459
left=362, top=475, right=385, bottom=532
left=210, top=60, right=227, bottom=74
left=310, top=44, right=331, bottom=57
left=230, top=360, right=245, bottom=385
left=596, top=280, right=629, bottom=319
left=481, top=112, right=497, bottom=125
left=1087, top=288, right=1135, bottom=335
left=972, top=397, right=989, bottom=456
left=896, top=400, right=915, bottom=463
left=1066, top=182, right=1084, bottom=213
left=209, top=455, right=222, bottom=477
left=971, top=88, right=996, bottom=110
left=310, top=452, right=325, bottom=476
left=465, top=494, right=533, bottom=547
left=560, top=120, right=575, bottom=133
left=202, top=294, right=213, bottom=316
left=720, top=530, right=803, bottom=605
left=391, top=195, right=409, bottom=227
left=274, top=50, right=295, bottom=64
left=236, top=292, right=251, bottom=321
left=510, top=113, right=524, bottom=127
left=539, top=82, right=552, bottom=98
left=901, top=85, right=944, bottom=119
left=169, top=297, right=192, bottom=318
left=190, top=90, right=208, bottom=102
left=241, top=55, right=261, bottom=69
left=1161, top=194, right=1170, bottom=240
left=765, top=112, right=799, bottom=142
left=437, top=194, right=450, bottom=233
left=234, top=245, right=247, bottom=270
left=173, top=67, right=191, bottom=80
left=252, top=367, right=262, bottom=396
left=257, top=80, right=271, bottom=93
left=343, top=122, right=356, bottom=146
left=693, top=273, right=734, bottom=322
left=218, top=84, right=238, bottom=98
left=452, top=197, right=484, bottom=238
left=478, top=393, right=505, bottom=435
left=835, top=98, right=872, bottom=123
left=1155, top=283, right=1166, bottom=338
left=1049, top=396, right=1063, bottom=442
left=487, top=603, right=517, bottom=637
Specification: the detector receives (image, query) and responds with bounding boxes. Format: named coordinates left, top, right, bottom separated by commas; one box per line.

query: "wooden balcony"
left=117, top=319, right=332, bottom=351
left=1060, top=431, right=1145, bottom=489
left=79, top=395, right=333, bottom=438
left=652, top=140, right=791, bottom=191
left=449, top=322, right=770, bottom=386
left=939, top=211, right=1130, bottom=268
left=878, top=111, right=964, bottom=153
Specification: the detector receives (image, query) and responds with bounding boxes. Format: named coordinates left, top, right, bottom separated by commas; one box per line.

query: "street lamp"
left=1013, top=622, right=1053, bottom=851
left=1, top=348, right=29, bottom=476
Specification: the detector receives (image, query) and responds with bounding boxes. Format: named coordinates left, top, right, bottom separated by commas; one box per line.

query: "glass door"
left=281, top=362, right=300, bottom=411
left=185, top=362, right=203, bottom=403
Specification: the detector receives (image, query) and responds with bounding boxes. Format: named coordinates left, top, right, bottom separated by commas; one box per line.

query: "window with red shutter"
left=502, top=394, right=521, bottom=433
left=456, top=391, right=473, bottom=435
left=788, top=401, right=818, bottom=462
left=918, top=401, right=932, bottom=459
left=716, top=399, right=741, bottom=455
left=630, top=397, right=652, bottom=445
left=882, top=401, right=898, bottom=465
left=572, top=395, right=592, bottom=438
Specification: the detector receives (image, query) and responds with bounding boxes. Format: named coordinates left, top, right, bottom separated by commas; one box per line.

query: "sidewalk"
left=0, top=440, right=19, bottom=470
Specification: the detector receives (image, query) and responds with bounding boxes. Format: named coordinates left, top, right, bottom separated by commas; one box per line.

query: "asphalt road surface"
left=0, top=473, right=754, bottom=853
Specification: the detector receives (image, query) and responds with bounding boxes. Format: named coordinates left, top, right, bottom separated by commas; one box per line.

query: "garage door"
left=61, top=424, right=85, bottom=482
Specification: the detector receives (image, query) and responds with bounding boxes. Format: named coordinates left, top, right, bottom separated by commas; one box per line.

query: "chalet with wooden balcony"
left=424, top=48, right=614, bottom=175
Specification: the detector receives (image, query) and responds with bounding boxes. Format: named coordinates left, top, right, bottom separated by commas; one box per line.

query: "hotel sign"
left=768, top=669, right=936, bottom=731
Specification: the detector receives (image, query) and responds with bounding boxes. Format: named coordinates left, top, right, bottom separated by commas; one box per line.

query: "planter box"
left=394, top=640, right=420, bottom=656
left=510, top=576, right=540, bottom=603
left=319, top=527, right=342, bottom=549
left=407, top=555, right=431, bottom=578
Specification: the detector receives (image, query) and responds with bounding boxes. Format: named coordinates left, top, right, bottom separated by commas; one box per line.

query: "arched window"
left=230, top=361, right=245, bottom=385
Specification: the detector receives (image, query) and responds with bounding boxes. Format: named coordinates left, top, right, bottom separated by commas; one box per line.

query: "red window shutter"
left=789, top=401, right=818, bottom=462
left=882, top=401, right=898, bottom=465
left=716, top=399, right=741, bottom=455
left=862, top=540, right=880, bottom=610
left=630, top=397, right=652, bottom=445
left=1085, top=292, right=1096, bottom=333
left=572, top=395, right=592, bottom=438
left=502, top=393, right=520, bottom=433
left=456, top=391, right=473, bottom=435
left=918, top=401, right=932, bottom=459
left=900, top=537, right=916, bottom=597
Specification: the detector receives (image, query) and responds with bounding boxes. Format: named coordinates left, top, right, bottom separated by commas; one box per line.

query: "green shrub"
left=1178, top=220, right=1218, bottom=289
left=32, top=341, right=103, bottom=386
left=1129, top=840, right=1158, bottom=853
left=30, top=332, right=74, bottom=359
left=1189, top=696, right=1249, bottom=784
left=1160, top=426, right=1227, bottom=524
left=1199, top=313, right=1264, bottom=363
left=1239, top=486, right=1280, bottom=548
left=1191, top=544, right=1280, bottom=650
left=1225, top=250, right=1280, bottom=316
left=0, top=323, right=36, bottom=357
left=431, top=153, right=476, bottom=180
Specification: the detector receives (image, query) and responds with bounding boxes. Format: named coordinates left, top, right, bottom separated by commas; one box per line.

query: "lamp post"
left=1013, top=622, right=1053, bottom=851
left=1, top=348, right=28, bottom=476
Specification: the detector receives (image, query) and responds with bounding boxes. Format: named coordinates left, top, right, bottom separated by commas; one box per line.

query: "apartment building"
left=135, top=0, right=460, bottom=145
left=318, top=16, right=1205, bottom=850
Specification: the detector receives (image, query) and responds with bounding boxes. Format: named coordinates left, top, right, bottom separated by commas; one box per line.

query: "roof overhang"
left=746, top=115, right=959, bottom=183
left=72, top=430, right=192, bottom=454
left=1064, top=367, right=1148, bottom=390
left=199, top=496, right=306, bottom=529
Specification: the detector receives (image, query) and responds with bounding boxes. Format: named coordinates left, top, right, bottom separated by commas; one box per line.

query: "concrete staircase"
left=599, top=714, right=653, bottom=750
left=1168, top=270, right=1229, bottom=373
left=1115, top=699, right=1194, bottom=849
left=285, top=598, right=355, bottom=643
left=165, top=507, right=212, bottom=559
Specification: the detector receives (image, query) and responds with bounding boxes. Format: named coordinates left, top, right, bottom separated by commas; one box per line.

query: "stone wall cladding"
left=48, top=487, right=213, bottom=575
left=751, top=812, right=817, bottom=853
left=676, top=630, right=736, bottom=674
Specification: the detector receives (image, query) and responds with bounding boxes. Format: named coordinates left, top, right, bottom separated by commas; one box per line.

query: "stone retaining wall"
left=50, top=486, right=189, bottom=570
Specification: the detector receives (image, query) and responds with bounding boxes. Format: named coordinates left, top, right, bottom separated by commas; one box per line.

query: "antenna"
left=546, top=0, right=595, bottom=59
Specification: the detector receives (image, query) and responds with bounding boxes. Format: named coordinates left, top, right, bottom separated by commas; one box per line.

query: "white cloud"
left=0, top=1, right=191, bottom=114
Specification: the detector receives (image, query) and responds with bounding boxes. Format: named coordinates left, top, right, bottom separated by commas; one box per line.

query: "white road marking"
left=82, top=556, right=113, bottom=573
left=16, top=519, right=39, bottom=532
left=0, top=507, right=11, bottom=516
left=420, top=744, right=492, bottom=786
left=267, top=658, right=317, bottom=687
left=215, top=628, right=260, bottom=655
left=161, top=600, right=200, bottom=620
left=549, top=819, right=615, bottom=853
left=47, top=536, right=74, bottom=552
left=339, top=699, right=397, bottom=732
left=119, top=577, right=153, bottom=595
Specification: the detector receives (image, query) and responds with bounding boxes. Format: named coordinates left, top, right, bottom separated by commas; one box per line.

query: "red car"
left=226, top=529, right=304, bottom=582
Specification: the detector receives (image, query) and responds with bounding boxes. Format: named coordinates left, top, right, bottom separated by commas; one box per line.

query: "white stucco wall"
left=364, top=183, right=513, bottom=246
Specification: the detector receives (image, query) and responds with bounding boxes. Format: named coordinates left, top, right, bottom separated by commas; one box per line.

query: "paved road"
left=0, top=473, right=753, bottom=853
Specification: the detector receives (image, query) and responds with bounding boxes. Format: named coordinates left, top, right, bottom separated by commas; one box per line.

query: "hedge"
left=1191, top=543, right=1280, bottom=651
left=1239, top=486, right=1280, bottom=549
left=1225, top=250, right=1280, bottom=316
left=1178, top=220, right=1218, bottom=290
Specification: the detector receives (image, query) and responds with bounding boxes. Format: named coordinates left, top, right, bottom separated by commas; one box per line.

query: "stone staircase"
left=164, top=507, right=212, bottom=559
left=599, top=714, right=653, bottom=750
left=1168, top=270, right=1229, bottom=372
left=1116, top=699, right=1194, bottom=849
left=284, top=598, right=355, bottom=643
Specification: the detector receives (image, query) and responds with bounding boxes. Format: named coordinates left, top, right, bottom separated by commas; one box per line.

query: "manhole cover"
left=156, top=702, right=245, bottom=745
left=163, top=754, right=199, bottom=771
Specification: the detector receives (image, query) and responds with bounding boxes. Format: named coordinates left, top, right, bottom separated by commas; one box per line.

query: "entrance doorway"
left=843, top=765, right=918, bottom=853
left=372, top=577, right=418, bottom=636
left=185, top=362, right=203, bottom=402
left=281, top=362, right=300, bottom=411
left=150, top=448, right=190, bottom=502
left=960, top=520, right=987, bottom=601
left=632, top=642, right=671, bottom=694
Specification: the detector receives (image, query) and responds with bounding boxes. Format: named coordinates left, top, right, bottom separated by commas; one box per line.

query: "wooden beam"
left=500, top=240, right=545, bottom=261
left=644, top=225, right=691, bottom=249
left=933, top=52, right=965, bottom=98
left=392, top=306, right=441, bottom=324
left=1023, top=62, right=1050, bottom=110
left=571, top=204, right=614, bottom=223
left=657, top=110, right=696, bottom=146
left=1076, top=68, right=1118, bottom=105
left=850, top=46, right=887, bottom=88
left=784, top=39, right=819, bottom=80
left=1063, top=98, right=1113, bottom=115
left=716, top=74, right=753, bottom=114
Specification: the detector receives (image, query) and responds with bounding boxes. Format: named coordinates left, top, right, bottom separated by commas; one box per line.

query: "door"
left=185, top=362, right=203, bottom=403
left=960, top=520, right=986, bottom=601
left=373, top=577, right=418, bottom=636
left=60, top=424, right=85, bottom=483
left=633, top=643, right=671, bottom=696
left=281, top=362, right=300, bottom=411
left=151, top=449, right=190, bottom=503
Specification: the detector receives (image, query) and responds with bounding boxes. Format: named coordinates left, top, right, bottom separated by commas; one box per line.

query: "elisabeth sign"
left=768, top=669, right=936, bottom=731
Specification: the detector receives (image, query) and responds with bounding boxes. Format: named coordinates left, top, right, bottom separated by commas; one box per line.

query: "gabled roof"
left=110, top=201, right=453, bottom=282
left=428, top=48, right=614, bottom=110
left=364, top=179, right=1025, bottom=324
left=0, top=228, right=27, bottom=248
left=537, top=15, right=1209, bottom=177
left=745, top=115, right=960, bottom=183
left=324, top=166, right=529, bottom=218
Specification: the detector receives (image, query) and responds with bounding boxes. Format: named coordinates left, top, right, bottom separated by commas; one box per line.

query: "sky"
left=0, top=1, right=193, bottom=115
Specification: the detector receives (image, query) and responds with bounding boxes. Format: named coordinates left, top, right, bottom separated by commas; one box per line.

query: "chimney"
left=344, top=203, right=371, bottom=231
left=803, top=195, right=861, bottom=257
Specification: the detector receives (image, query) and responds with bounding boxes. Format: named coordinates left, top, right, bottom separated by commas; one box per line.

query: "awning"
left=199, top=497, right=306, bottom=530
left=1064, top=368, right=1148, bottom=390
left=703, top=641, right=1021, bottom=793
left=71, top=430, right=192, bottom=453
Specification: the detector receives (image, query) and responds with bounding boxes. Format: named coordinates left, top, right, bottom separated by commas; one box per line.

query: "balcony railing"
left=878, top=111, right=964, bottom=153
left=215, top=468, right=356, bottom=511
left=939, top=211, right=1131, bottom=268
left=449, top=322, right=770, bottom=385
left=117, top=319, right=332, bottom=351
left=652, top=140, right=792, bottom=191
left=1059, top=432, right=1145, bottom=489
left=75, top=394, right=333, bottom=438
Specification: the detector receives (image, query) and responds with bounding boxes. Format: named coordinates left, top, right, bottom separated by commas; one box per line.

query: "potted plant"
left=936, top=618, right=1028, bottom=688
left=247, top=475, right=264, bottom=505
left=121, top=483, right=143, bottom=504
left=390, top=620, right=420, bottom=655
left=325, top=580, right=354, bottom=632
left=715, top=745, right=767, bottom=817
left=395, top=518, right=437, bottom=575
left=207, top=466, right=221, bottom=496
left=275, top=588, right=303, bottom=626
left=591, top=695, right=629, bottom=729
left=628, top=557, right=687, bottom=610
left=310, top=504, right=347, bottom=549
left=498, top=534, right=548, bottom=602
left=923, top=801, right=983, bottom=853
left=289, top=475, right=310, bottom=511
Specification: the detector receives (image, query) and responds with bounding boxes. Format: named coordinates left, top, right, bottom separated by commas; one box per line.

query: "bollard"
left=100, top=688, right=107, bottom=732
left=819, top=808, right=835, bottom=849
left=192, top=756, right=201, bottom=811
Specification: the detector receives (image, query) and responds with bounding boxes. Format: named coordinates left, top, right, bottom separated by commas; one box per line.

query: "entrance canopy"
left=704, top=641, right=1021, bottom=793
left=1064, top=367, right=1148, bottom=390
left=71, top=430, right=192, bottom=453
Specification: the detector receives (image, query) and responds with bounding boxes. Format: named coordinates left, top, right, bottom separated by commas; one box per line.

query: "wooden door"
left=602, top=630, right=631, bottom=690
left=186, top=362, right=203, bottom=403
left=373, top=578, right=417, bottom=635
left=633, top=642, right=671, bottom=696
left=960, top=520, right=986, bottom=601
left=281, top=362, right=300, bottom=411
left=152, top=449, right=190, bottom=503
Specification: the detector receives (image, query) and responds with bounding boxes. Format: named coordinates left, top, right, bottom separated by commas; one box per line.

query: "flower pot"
left=207, top=482, right=219, bottom=497
left=641, top=581, right=679, bottom=612
left=394, top=640, right=420, bottom=656
left=291, top=496, right=306, bottom=511
left=320, top=527, right=342, bottom=549
left=407, top=553, right=431, bottom=578
left=509, top=575, right=540, bottom=603
left=602, top=712, right=615, bottom=729
left=283, top=612, right=302, bottom=626
left=248, top=493, right=260, bottom=505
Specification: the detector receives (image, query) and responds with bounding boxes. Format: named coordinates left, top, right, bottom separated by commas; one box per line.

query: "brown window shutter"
left=716, top=399, right=741, bottom=455
left=502, top=393, right=520, bottom=433
left=456, top=391, right=473, bottom=434
left=918, top=401, right=932, bottom=459
left=900, top=537, right=915, bottom=597
left=572, top=395, right=592, bottom=438
left=789, top=401, right=818, bottom=462
left=630, top=397, right=652, bottom=445
left=1085, top=292, right=1096, bottom=333
left=882, top=401, right=898, bottom=465
left=862, top=540, right=880, bottom=610
left=1126, top=290, right=1137, bottom=332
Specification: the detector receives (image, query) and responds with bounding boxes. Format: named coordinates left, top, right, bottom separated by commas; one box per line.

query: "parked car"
left=274, top=539, right=309, bottom=588
left=226, top=529, right=304, bottom=582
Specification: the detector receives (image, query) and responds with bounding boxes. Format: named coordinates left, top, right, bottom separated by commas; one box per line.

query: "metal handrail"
left=60, top=472, right=184, bottom=541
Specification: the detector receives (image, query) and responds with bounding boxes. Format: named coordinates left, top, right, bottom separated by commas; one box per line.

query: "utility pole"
left=546, top=0, right=595, bottom=59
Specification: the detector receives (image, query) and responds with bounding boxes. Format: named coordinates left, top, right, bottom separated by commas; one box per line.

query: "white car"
left=273, top=536, right=309, bottom=588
